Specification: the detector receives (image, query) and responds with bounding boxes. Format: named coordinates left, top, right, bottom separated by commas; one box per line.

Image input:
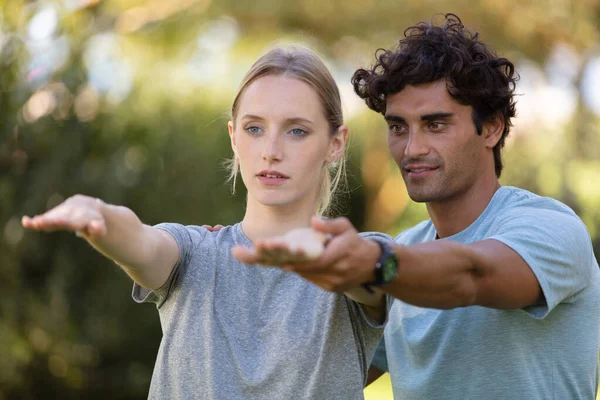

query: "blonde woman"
left=22, top=46, right=387, bottom=399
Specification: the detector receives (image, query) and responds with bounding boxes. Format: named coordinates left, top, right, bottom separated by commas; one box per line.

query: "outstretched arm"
left=232, top=227, right=386, bottom=321
left=22, top=195, right=179, bottom=290
left=274, top=217, right=542, bottom=310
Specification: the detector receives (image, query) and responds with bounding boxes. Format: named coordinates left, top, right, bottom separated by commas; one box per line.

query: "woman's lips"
left=256, top=171, right=289, bottom=185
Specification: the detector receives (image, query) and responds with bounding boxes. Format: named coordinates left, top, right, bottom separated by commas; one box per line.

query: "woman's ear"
left=326, top=125, right=348, bottom=164
left=228, top=121, right=237, bottom=155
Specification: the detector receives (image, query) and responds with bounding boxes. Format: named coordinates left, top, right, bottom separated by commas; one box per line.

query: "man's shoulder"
left=488, top=187, right=593, bottom=254
left=494, top=186, right=580, bottom=222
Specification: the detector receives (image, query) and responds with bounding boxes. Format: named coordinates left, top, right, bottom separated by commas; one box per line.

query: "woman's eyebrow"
left=239, top=114, right=265, bottom=121
left=285, top=117, right=314, bottom=125
left=239, top=115, right=314, bottom=125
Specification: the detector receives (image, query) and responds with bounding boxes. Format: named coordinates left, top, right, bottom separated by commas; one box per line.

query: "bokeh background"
left=1, top=0, right=599, bottom=399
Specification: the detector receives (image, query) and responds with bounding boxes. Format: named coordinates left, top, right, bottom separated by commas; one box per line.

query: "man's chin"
left=406, top=189, right=439, bottom=203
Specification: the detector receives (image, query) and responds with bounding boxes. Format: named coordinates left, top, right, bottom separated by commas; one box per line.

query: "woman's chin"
left=253, top=195, right=300, bottom=209
left=247, top=189, right=315, bottom=211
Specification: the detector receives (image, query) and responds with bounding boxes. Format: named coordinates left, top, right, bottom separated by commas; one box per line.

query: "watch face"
left=381, top=255, right=398, bottom=282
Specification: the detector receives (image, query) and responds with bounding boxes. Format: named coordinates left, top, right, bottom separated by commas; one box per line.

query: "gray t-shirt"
left=371, top=186, right=600, bottom=399
left=133, top=222, right=386, bottom=399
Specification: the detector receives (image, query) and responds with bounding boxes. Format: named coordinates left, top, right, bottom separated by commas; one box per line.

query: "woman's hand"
left=233, top=228, right=328, bottom=266
left=22, top=195, right=107, bottom=240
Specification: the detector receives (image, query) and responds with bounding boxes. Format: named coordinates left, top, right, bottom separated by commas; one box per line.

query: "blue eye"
left=290, top=128, right=308, bottom=137
left=245, top=126, right=263, bottom=135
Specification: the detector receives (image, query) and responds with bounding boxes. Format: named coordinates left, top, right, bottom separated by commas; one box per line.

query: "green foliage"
left=1, top=0, right=599, bottom=398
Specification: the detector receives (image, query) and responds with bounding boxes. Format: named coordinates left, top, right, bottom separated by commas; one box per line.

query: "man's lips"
left=403, top=165, right=439, bottom=177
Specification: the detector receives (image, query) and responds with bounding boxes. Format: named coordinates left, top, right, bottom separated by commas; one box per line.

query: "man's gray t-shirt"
left=371, top=186, right=600, bottom=399
left=133, top=222, right=386, bottom=399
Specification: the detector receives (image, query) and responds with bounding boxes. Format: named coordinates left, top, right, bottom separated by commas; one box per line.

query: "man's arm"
left=380, top=239, right=541, bottom=309
left=284, top=217, right=542, bottom=310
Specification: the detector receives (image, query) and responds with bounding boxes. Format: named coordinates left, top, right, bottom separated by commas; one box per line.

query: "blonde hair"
left=226, top=46, right=347, bottom=216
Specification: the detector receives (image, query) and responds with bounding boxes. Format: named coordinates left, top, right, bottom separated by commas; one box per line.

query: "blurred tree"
left=0, top=0, right=599, bottom=398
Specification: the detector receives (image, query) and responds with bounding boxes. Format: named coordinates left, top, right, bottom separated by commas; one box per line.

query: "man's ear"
left=326, top=125, right=348, bottom=164
left=228, top=121, right=237, bottom=154
left=483, top=114, right=504, bottom=149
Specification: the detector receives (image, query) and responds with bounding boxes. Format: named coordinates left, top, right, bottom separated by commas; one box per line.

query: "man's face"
left=384, top=80, right=490, bottom=204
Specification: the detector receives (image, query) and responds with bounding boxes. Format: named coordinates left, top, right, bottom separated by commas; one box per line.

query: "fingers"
left=233, top=245, right=288, bottom=265
left=232, top=245, right=261, bottom=264
left=21, top=215, right=34, bottom=228
left=22, top=212, right=80, bottom=232
left=281, top=228, right=326, bottom=258
left=283, top=229, right=361, bottom=273
left=259, top=236, right=326, bottom=263
left=23, top=213, right=107, bottom=238
left=21, top=197, right=107, bottom=237
left=84, top=219, right=108, bottom=238
left=22, top=213, right=72, bottom=232
left=233, top=239, right=315, bottom=267
left=311, top=216, right=357, bottom=237
left=201, top=224, right=224, bottom=232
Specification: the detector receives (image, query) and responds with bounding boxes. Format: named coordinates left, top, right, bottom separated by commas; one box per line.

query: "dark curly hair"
left=352, top=13, right=518, bottom=177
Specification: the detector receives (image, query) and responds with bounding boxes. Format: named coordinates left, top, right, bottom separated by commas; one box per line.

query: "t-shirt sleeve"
left=488, top=207, right=593, bottom=319
left=370, top=337, right=389, bottom=372
left=132, top=223, right=207, bottom=308
left=360, top=231, right=394, bottom=245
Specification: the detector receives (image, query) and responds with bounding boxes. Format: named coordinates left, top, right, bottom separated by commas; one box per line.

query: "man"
left=235, top=13, right=600, bottom=400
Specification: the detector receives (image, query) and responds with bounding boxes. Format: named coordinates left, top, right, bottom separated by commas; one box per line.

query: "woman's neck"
left=241, top=198, right=318, bottom=242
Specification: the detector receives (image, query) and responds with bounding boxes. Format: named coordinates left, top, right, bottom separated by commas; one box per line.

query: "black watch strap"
left=362, top=241, right=399, bottom=293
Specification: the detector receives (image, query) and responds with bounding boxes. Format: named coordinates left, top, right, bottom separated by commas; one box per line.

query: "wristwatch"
left=362, top=241, right=399, bottom=292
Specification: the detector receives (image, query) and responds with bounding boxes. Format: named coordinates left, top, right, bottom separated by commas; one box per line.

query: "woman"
left=22, top=46, right=386, bottom=399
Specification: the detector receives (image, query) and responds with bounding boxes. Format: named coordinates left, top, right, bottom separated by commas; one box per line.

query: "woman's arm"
left=231, top=227, right=387, bottom=321
left=344, top=287, right=386, bottom=323
left=22, top=195, right=179, bottom=289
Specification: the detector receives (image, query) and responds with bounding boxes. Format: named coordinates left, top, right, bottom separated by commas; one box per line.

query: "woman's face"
left=229, top=75, right=345, bottom=212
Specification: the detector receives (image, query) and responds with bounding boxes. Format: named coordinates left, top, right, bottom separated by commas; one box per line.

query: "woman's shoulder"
left=153, top=222, right=244, bottom=250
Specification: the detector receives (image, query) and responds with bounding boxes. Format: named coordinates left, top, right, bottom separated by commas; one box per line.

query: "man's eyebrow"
left=421, top=112, right=454, bottom=121
left=384, top=113, right=454, bottom=123
left=384, top=115, right=406, bottom=123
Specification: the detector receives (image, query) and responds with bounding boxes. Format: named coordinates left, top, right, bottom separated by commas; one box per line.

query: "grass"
left=364, top=373, right=393, bottom=400
left=364, top=373, right=600, bottom=400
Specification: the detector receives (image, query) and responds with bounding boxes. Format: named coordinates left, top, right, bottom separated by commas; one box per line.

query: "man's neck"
left=427, top=179, right=501, bottom=239
left=241, top=198, right=317, bottom=242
